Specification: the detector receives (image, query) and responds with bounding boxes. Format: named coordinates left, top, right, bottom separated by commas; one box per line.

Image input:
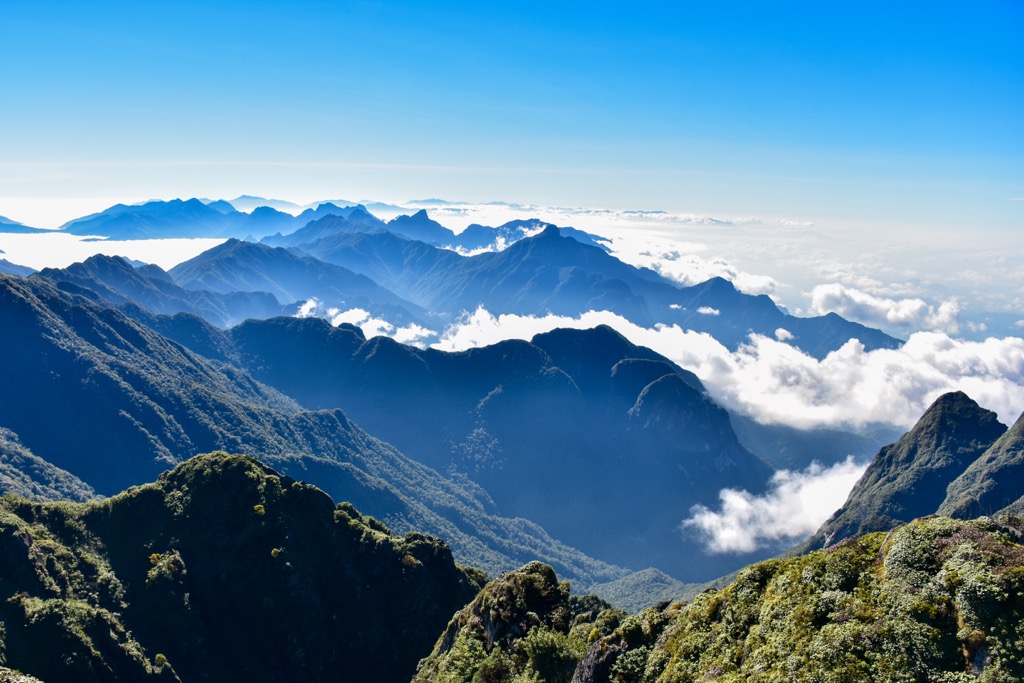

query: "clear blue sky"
left=2, top=1, right=1022, bottom=231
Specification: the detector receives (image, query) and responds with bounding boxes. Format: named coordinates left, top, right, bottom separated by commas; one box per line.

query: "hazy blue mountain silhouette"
left=455, top=217, right=611, bottom=252
left=299, top=225, right=900, bottom=358
left=226, top=194, right=303, bottom=212
left=61, top=198, right=247, bottom=239
left=168, top=238, right=428, bottom=326
left=381, top=211, right=611, bottom=251
left=260, top=205, right=388, bottom=247
left=58, top=198, right=378, bottom=241
left=0, top=215, right=47, bottom=234
left=36, top=254, right=286, bottom=328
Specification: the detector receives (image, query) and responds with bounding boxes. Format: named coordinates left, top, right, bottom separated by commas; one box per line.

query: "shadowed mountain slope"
left=0, top=427, right=95, bottom=502
left=940, top=409, right=1024, bottom=518
left=0, top=272, right=625, bottom=585
left=157, top=314, right=771, bottom=581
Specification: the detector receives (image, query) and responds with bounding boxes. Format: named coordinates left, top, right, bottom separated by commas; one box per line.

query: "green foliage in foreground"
left=419, top=516, right=1024, bottom=683
left=0, top=452, right=483, bottom=683
left=413, top=561, right=626, bottom=683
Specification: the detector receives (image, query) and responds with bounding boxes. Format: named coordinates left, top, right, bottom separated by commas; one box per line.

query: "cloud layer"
left=297, top=300, right=436, bottom=345
left=682, top=457, right=868, bottom=553
left=809, top=283, right=962, bottom=334
left=431, top=307, right=1024, bottom=431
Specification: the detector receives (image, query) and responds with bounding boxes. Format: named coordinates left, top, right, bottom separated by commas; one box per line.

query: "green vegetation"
left=413, top=562, right=626, bottom=683
left=0, top=428, right=95, bottom=502
left=596, top=515, right=1024, bottom=682
left=586, top=568, right=706, bottom=614
left=416, top=517, right=1024, bottom=683
left=0, top=452, right=483, bottom=683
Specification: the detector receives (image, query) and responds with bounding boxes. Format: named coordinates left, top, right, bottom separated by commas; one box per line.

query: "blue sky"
left=2, top=1, right=1021, bottom=229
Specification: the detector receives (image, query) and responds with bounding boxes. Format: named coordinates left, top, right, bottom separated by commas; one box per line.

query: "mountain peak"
left=910, top=391, right=1005, bottom=450
left=809, top=391, right=1006, bottom=548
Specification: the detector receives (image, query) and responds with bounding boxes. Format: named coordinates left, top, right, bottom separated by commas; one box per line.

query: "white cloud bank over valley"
left=682, top=457, right=868, bottom=553
left=431, top=307, right=1024, bottom=432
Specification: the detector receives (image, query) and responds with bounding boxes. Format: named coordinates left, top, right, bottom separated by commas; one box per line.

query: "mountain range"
left=0, top=272, right=625, bottom=586
left=143, top=313, right=775, bottom=580
left=283, top=223, right=899, bottom=357
left=1, top=193, right=1023, bottom=679
left=3, top=195, right=902, bottom=364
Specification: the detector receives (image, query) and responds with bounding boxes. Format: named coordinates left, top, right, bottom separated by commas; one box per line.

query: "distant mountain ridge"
left=168, top=238, right=427, bottom=326
left=36, top=253, right=286, bottom=328
left=58, top=198, right=377, bottom=241
left=0, top=215, right=47, bottom=234
left=22, top=197, right=901, bottom=360
left=295, top=223, right=899, bottom=358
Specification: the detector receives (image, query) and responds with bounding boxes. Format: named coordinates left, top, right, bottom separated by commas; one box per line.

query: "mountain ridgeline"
left=132, top=312, right=775, bottom=581
left=27, top=197, right=901, bottom=360
left=0, top=272, right=625, bottom=586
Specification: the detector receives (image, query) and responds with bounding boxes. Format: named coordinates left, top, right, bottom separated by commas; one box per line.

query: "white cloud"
left=682, top=457, right=868, bottom=553
left=0, top=232, right=224, bottom=270
left=392, top=323, right=436, bottom=345
left=328, top=307, right=395, bottom=338
left=296, top=298, right=321, bottom=317
left=295, top=301, right=437, bottom=346
left=605, top=236, right=779, bottom=296
left=775, top=328, right=793, bottom=341
left=697, top=306, right=720, bottom=316
left=809, top=283, right=961, bottom=334
left=430, top=306, right=1024, bottom=431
